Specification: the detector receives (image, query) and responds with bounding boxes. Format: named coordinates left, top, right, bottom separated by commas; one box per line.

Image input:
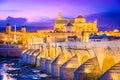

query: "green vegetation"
left=12, top=40, right=23, bottom=44
left=3, top=41, right=9, bottom=44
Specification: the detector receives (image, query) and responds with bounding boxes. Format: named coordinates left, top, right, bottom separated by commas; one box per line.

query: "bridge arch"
left=81, top=55, right=89, bottom=64
left=75, top=49, right=91, bottom=65
left=102, top=55, right=116, bottom=73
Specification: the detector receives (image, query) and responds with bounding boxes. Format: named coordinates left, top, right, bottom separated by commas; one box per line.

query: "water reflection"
left=0, top=58, right=54, bottom=80
left=0, top=60, right=16, bottom=80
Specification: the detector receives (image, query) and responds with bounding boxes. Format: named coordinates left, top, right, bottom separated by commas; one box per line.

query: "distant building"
left=89, top=34, right=120, bottom=42
left=6, top=23, right=11, bottom=34
left=21, top=25, right=26, bottom=33
left=0, top=23, right=28, bottom=44
left=89, top=34, right=108, bottom=42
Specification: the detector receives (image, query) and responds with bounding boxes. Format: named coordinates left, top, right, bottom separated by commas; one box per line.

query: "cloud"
left=0, top=16, right=28, bottom=27
left=1, top=10, right=120, bottom=32
left=26, top=18, right=55, bottom=28
left=85, top=11, right=120, bottom=31
left=0, top=10, right=20, bottom=12
left=0, top=16, right=54, bottom=31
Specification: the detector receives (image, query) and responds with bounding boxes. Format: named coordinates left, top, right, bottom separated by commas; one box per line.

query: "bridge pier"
left=20, top=49, right=29, bottom=60
left=27, top=49, right=38, bottom=64
left=60, top=49, right=92, bottom=80
left=51, top=55, right=61, bottom=77
left=29, top=49, right=40, bottom=65
left=35, top=45, right=46, bottom=67
left=74, top=57, right=101, bottom=80
left=30, top=45, right=44, bottom=66
left=45, top=58, right=53, bottom=74
left=36, top=52, right=44, bottom=67
left=45, top=56, right=58, bottom=75
left=60, top=55, right=79, bottom=80
left=98, top=62, right=120, bottom=80
left=23, top=49, right=33, bottom=63
left=39, top=58, right=46, bottom=71
left=26, top=49, right=35, bottom=64
left=45, top=49, right=59, bottom=74
left=51, top=53, right=72, bottom=77
left=39, top=46, right=50, bottom=71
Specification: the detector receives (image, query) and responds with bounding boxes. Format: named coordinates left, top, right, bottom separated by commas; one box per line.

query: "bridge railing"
left=29, top=41, right=120, bottom=50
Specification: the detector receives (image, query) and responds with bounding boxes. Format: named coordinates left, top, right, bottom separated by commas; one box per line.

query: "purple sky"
left=0, top=0, right=120, bottom=22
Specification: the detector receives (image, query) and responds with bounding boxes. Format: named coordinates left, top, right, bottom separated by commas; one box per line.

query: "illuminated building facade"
left=1, top=12, right=120, bottom=46
left=54, top=12, right=98, bottom=33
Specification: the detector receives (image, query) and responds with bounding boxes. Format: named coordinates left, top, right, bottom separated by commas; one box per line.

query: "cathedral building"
left=54, top=12, right=98, bottom=33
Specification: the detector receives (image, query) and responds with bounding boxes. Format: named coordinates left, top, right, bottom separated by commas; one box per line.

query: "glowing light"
left=4, top=37, right=7, bottom=41
left=102, top=56, right=115, bottom=73
left=112, top=74, right=118, bottom=80
left=84, top=68, right=91, bottom=73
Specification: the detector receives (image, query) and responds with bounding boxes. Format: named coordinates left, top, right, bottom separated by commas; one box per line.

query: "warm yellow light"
left=57, top=61, right=62, bottom=64
left=84, top=68, right=91, bottom=73
left=4, top=37, right=7, bottom=41
left=102, top=56, right=115, bottom=73
left=112, top=74, right=118, bottom=80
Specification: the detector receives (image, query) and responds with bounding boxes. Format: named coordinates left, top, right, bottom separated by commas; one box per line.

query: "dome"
left=66, top=23, right=73, bottom=27
left=113, top=29, right=119, bottom=32
left=101, top=34, right=107, bottom=37
left=76, top=15, right=84, bottom=18
left=6, top=23, right=10, bottom=26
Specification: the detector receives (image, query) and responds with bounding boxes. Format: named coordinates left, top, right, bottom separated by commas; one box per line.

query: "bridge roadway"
left=21, top=41, right=120, bottom=80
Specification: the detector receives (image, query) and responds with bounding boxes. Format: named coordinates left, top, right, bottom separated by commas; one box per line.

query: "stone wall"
left=0, top=48, right=24, bottom=57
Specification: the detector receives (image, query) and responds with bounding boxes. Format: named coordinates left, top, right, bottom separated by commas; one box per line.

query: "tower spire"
left=58, top=12, right=62, bottom=20
left=94, top=19, right=97, bottom=24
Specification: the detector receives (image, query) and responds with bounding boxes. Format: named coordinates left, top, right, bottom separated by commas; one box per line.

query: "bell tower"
left=94, top=19, right=97, bottom=25
left=93, top=19, right=98, bottom=32
left=6, top=23, right=11, bottom=34
left=21, top=25, right=26, bottom=33
left=57, top=12, right=62, bottom=20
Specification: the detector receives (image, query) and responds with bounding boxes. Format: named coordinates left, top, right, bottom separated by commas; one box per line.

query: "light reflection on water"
left=0, top=58, right=16, bottom=80
left=0, top=58, right=42, bottom=80
left=0, top=63, right=16, bottom=80
left=0, top=58, right=56, bottom=80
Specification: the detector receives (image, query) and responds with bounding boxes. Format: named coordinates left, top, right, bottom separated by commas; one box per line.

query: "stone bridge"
left=21, top=42, right=120, bottom=80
